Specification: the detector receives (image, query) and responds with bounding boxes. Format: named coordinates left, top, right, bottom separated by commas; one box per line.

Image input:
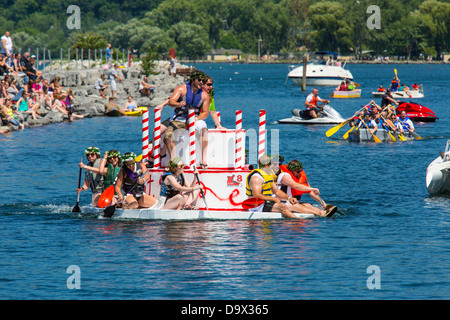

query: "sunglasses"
left=205, top=83, right=213, bottom=86
left=86, top=153, right=96, bottom=157
left=177, top=164, right=184, bottom=168
left=125, top=161, right=135, bottom=166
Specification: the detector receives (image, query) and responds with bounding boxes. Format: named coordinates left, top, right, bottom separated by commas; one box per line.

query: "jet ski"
left=396, top=101, right=438, bottom=122
left=278, top=104, right=346, bottom=124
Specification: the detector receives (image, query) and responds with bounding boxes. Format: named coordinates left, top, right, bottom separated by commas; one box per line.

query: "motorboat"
left=287, top=52, right=354, bottom=86
left=372, top=90, right=424, bottom=99
left=426, top=139, right=450, bottom=195
left=396, top=101, right=438, bottom=122
left=332, top=89, right=361, bottom=98
left=277, top=104, right=346, bottom=124
left=348, top=128, right=415, bottom=143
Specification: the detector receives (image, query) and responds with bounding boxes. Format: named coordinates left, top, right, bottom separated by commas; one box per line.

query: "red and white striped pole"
left=142, top=108, right=149, bottom=161
left=235, top=110, right=243, bottom=169
left=188, top=108, right=196, bottom=167
left=258, top=109, right=266, bottom=160
left=153, top=107, right=162, bottom=168
left=215, top=111, right=221, bottom=128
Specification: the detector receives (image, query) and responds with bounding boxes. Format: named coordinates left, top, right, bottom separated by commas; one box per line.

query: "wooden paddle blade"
left=97, top=185, right=115, bottom=208
left=242, top=198, right=264, bottom=209
left=325, top=120, right=349, bottom=137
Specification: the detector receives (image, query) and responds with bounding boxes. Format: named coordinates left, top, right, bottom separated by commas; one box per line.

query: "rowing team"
left=76, top=147, right=337, bottom=218
left=348, top=101, right=415, bottom=135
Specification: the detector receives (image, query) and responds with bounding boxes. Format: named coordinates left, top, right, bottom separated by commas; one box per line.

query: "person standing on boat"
left=396, top=110, right=415, bottom=133
left=246, top=155, right=331, bottom=218
left=114, top=152, right=157, bottom=209
left=380, top=89, right=399, bottom=108
left=77, top=146, right=105, bottom=207
left=164, top=71, right=211, bottom=168
left=159, top=157, right=204, bottom=210
left=304, top=88, right=330, bottom=119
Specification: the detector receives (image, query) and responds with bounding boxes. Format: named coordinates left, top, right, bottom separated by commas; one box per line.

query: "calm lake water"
left=0, top=63, right=449, bottom=302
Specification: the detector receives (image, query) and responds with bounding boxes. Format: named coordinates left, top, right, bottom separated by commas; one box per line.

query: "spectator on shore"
left=94, top=74, right=108, bottom=98
left=139, top=76, right=155, bottom=98
left=1, top=97, right=25, bottom=130
left=1, top=31, right=13, bottom=65
left=106, top=44, right=113, bottom=66
left=109, top=64, right=122, bottom=99
left=104, top=97, right=127, bottom=116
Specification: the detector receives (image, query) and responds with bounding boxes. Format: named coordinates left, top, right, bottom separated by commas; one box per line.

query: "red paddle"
left=242, top=198, right=264, bottom=209
left=97, top=185, right=115, bottom=208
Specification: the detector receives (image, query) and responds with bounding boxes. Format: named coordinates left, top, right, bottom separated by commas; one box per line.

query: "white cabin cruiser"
left=426, top=139, right=450, bottom=195
left=278, top=105, right=346, bottom=125
left=288, top=52, right=353, bottom=86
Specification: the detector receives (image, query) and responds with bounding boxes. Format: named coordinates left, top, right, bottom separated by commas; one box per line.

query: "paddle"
left=242, top=197, right=264, bottom=209
left=342, top=125, right=356, bottom=139
left=325, top=119, right=351, bottom=137
left=193, top=166, right=208, bottom=211
left=97, top=185, right=115, bottom=208
left=326, top=106, right=366, bottom=138
left=359, top=117, right=381, bottom=143
left=378, top=114, right=397, bottom=142
left=72, top=164, right=83, bottom=213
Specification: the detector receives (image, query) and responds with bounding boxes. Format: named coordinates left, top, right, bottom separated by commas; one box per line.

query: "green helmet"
left=107, top=150, right=121, bottom=159
left=84, top=146, right=100, bottom=156
left=121, top=152, right=137, bottom=163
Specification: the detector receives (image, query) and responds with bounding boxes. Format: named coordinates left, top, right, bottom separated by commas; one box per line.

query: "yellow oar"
left=359, top=117, right=381, bottom=143
left=325, top=119, right=351, bottom=137
left=379, top=115, right=396, bottom=142
left=343, top=126, right=356, bottom=139
left=135, top=154, right=143, bottom=162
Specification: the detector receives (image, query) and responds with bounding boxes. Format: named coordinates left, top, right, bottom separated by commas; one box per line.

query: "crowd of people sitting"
left=347, top=100, right=415, bottom=135
left=0, top=51, right=90, bottom=133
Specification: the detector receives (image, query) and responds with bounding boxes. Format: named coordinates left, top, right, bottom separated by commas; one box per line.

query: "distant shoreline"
left=182, top=60, right=449, bottom=65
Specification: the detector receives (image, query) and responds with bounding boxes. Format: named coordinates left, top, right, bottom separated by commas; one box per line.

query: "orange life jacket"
left=279, top=164, right=310, bottom=198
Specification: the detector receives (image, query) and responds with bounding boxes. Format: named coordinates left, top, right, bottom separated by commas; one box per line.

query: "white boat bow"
left=426, top=139, right=450, bottom=195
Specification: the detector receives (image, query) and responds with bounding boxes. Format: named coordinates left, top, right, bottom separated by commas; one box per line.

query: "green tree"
left=169, top=22, right=211, bottom=59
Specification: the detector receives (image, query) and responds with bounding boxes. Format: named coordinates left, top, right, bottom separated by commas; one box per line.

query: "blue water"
left=0, top=63, right=449, bottom=301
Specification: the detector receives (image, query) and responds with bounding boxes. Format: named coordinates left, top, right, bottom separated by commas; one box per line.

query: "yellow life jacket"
left=246, top=169, right=273, bottom=197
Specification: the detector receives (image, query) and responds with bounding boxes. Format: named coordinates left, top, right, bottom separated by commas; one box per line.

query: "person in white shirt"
left=1, top=31, right=13, bottom=65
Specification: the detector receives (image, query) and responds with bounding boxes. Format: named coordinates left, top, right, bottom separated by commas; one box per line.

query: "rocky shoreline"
left=1, top=61, right=186, bottom=133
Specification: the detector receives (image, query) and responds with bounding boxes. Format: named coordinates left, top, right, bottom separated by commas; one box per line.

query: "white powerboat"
left=288, top=52, right=354, bottom=86
left=277, top=105, right=346, bottom=125
left=426, top=139, right=450, bottom=195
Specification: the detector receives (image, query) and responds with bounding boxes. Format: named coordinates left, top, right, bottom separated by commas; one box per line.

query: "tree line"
left=1, top=0, right=449, bottom=60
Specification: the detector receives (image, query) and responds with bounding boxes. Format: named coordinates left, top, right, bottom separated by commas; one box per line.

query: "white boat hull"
left=288, top=65, right=353, bottom=87
left=82, top=206, right=315, bottom=220
left=349, top=128, right=414, bottom=142
left=372, top=90, right=424, bottom=98
left=278, top=105, right=346, bottom=125
left=426, top=140, right=450, bottom=195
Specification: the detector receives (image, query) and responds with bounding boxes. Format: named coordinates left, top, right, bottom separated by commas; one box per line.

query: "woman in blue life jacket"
left=114, top=152, right=157, bottom=209
left=159, top=157, right=204, bottom=210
